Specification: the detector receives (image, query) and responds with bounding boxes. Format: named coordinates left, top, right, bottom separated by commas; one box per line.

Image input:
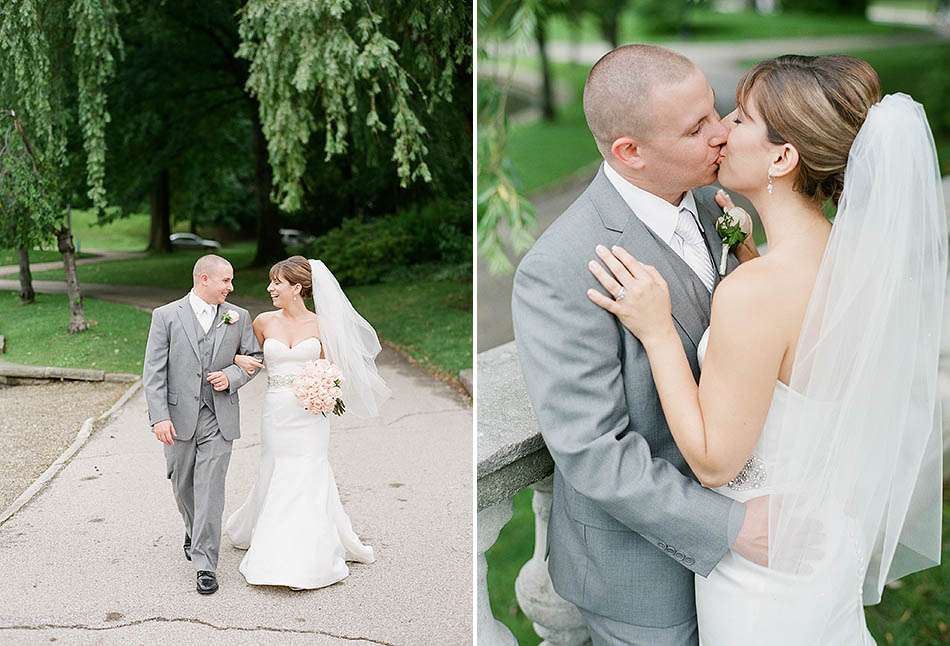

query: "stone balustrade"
left=477, top=342, right=589, bottom=646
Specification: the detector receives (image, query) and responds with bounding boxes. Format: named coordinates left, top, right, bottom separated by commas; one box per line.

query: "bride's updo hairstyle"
left=737, top=55, right=880, bottom=206
left=269, top=255, right=313, bottom=298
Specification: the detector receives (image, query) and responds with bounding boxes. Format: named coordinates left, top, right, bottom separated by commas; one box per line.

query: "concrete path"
left=0, top=295, right=472, bottom=643
left=0, top=250, right=147, bottom=278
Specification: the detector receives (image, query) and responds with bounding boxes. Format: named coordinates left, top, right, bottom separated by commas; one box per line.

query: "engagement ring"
left=616, top=287, right=625, bottom=301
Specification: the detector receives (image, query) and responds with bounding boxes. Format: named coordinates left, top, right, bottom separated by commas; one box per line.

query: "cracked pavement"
left=0, top=347, right=472, bottom=645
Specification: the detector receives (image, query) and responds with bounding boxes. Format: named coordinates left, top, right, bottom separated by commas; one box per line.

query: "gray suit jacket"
left=512, top=167, right=744, bottom=627
left=143, top=295, right=262, bottom=441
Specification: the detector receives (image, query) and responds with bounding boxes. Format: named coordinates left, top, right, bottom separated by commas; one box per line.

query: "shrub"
left=306, top=197, right=471, bottom=286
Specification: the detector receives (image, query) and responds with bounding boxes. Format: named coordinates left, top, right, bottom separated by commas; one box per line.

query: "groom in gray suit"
left=143, top=254, right=262, bottom=594
left=512, top=45, right=768, bottom=644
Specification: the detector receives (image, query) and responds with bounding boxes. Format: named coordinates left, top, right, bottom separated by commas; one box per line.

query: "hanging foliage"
left=237, top=0, right=470, bottom=213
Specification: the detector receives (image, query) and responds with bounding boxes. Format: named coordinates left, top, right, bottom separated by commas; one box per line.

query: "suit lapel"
left=589, top=169, right=709, bottom=349
left=176, top=296, right=201, bottom=360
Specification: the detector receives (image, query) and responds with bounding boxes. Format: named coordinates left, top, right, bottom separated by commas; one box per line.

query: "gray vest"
left=190, top=304, right=217, bottom=411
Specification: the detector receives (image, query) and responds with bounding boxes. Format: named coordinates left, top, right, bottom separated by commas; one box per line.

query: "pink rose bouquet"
left=292, top=359, right=346, bottom=416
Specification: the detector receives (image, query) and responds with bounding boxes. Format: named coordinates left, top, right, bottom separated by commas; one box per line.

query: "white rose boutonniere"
left=217, top=309, right=240, bottom=328
left=714, top=189, right=754, bottom=276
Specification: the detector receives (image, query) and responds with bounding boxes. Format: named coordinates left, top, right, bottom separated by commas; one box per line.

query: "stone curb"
left=0, top=362, right=138, bottom=384
left=459, top=368, right=473, bottom=396
left=0, top=379, right=143, bottom=527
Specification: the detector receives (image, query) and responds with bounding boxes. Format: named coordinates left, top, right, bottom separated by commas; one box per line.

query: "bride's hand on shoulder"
left=587, top=245, right=675, bottom=347
left=234, top=354, right=264, bottom=375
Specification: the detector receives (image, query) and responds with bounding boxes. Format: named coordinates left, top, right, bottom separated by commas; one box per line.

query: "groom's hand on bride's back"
left=732, top=495, right=769, bottom=566
left=732, top=495, right=826, bottom=570
left=152, top=420, right=176, bottom=445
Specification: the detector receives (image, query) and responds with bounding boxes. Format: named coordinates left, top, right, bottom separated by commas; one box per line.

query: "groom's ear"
left=610, top=137, right=646, bottom=171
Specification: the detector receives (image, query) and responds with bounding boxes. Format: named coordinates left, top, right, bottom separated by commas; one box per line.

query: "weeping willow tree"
left=238, top=0, right=471, bottom=216
left=0, top=0, right=123, bottom=331
left=478, top=0, right=541, bottom=274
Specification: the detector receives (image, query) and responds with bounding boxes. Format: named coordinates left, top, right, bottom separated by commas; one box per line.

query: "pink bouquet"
left=291, top=359, right=346, bottom=416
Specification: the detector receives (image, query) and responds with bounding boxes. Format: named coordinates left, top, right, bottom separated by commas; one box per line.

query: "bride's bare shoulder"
left=253, top=310, right=282, bottom=327
left=714, top=257, right=790, bottom=310
left=714, top=254, right=810, bottom=325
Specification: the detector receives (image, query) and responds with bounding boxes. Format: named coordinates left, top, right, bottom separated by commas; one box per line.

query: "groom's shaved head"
left=584, top=45, right=697, bottom=156
left=193, top=254, right=231, bottom=283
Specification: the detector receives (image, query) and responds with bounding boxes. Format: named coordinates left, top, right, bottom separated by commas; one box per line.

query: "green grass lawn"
left=30, top=242, right=257, bottom=290
left=58, top=208, right=195, bottom=252
left=0, top=292, right=151, bottom=374
left=1, top=208, right=197, bottom=258
left=487, top=484, right=950, bottom=645
left=0, top=249, right=94, bottom=265
left=501, top=63, right=600, bottom=195
left=538, top=8, right=925, bottom=44
left=28, top=247, right=472, bottom=377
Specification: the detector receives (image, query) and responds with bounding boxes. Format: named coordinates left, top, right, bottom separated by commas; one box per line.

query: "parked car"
left=169, top=232, right=221, bottom=250
left=280, top=228, right=315, bottom=247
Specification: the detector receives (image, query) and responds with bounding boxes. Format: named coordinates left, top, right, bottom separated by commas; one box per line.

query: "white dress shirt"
left=189, top=290, right=217, bottom=334
left=603, top=163, right=715, bottom=292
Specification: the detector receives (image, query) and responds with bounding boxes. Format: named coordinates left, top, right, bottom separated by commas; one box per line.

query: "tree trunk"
left=251, top=108, right=284, bottom=266
left=17, top=246, right=35, bottom=304
left=535, top=14, right=556, bottom=122
left=57, top=207, right=90, bottom=334
left=147, top=168, right=172, bottom=253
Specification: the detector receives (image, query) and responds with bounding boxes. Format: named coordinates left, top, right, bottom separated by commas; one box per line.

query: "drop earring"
left=767, top=170, right=775, bottom=194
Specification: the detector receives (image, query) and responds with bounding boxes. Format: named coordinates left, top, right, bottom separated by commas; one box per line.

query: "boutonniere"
left=217, top=309, right=240, bottom=328
left=715, top=190, right=753, bottom=276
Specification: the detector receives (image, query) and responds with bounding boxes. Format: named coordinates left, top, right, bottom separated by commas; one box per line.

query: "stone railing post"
left=515, top=475, right=589, bottom=646
left=477, top=500, right=518, bottom=646
left=478, top=343, right=590, bottom=646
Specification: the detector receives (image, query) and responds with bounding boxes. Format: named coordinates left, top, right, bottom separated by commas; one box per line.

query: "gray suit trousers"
left=163, top=404, right=232, bottom=572
left=580, top=609, right=698, bottom=646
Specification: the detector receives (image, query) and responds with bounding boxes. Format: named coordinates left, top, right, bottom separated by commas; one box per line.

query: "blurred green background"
left=478, top=0, right=950, bottom=644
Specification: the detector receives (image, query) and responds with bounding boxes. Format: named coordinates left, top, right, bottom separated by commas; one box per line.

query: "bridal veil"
left=309, top=259, right=392, bottom=417
left=767, top=93, right=946, bottom=603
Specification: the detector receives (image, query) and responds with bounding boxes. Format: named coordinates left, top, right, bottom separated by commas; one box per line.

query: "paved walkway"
left=0, top=250, right=147, bottom=278
left=0, top=287, right=472, bottom=643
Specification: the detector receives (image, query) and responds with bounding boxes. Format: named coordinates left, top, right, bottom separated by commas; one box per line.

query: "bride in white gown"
left=225, top=256, right=390, bottom=589
left=587, top=56, right=945, bottom=643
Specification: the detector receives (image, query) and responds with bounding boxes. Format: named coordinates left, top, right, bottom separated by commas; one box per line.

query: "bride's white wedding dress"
left=224, top=336, right=375, bottom=589
left=694, top=328, right=875, bottom=645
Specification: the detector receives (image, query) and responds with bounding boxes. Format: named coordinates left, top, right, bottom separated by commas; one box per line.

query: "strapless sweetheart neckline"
left=263, top=336, right=321, bottom=350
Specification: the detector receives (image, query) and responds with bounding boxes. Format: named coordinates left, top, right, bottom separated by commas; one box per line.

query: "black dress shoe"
left=184, top=534, right=192, bottom=562
left=196, top=570, right=218, bottom=595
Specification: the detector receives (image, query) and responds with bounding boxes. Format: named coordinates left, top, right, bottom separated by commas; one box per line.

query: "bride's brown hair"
left=737, top=54, right=880, bottom=206
left=269, top=256, right=313, bottom=298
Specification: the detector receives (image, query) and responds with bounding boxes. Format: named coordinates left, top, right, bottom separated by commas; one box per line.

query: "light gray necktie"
left=672, top=206, right=715, bottom=292
left=200, top=304, right=214, bottom=334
